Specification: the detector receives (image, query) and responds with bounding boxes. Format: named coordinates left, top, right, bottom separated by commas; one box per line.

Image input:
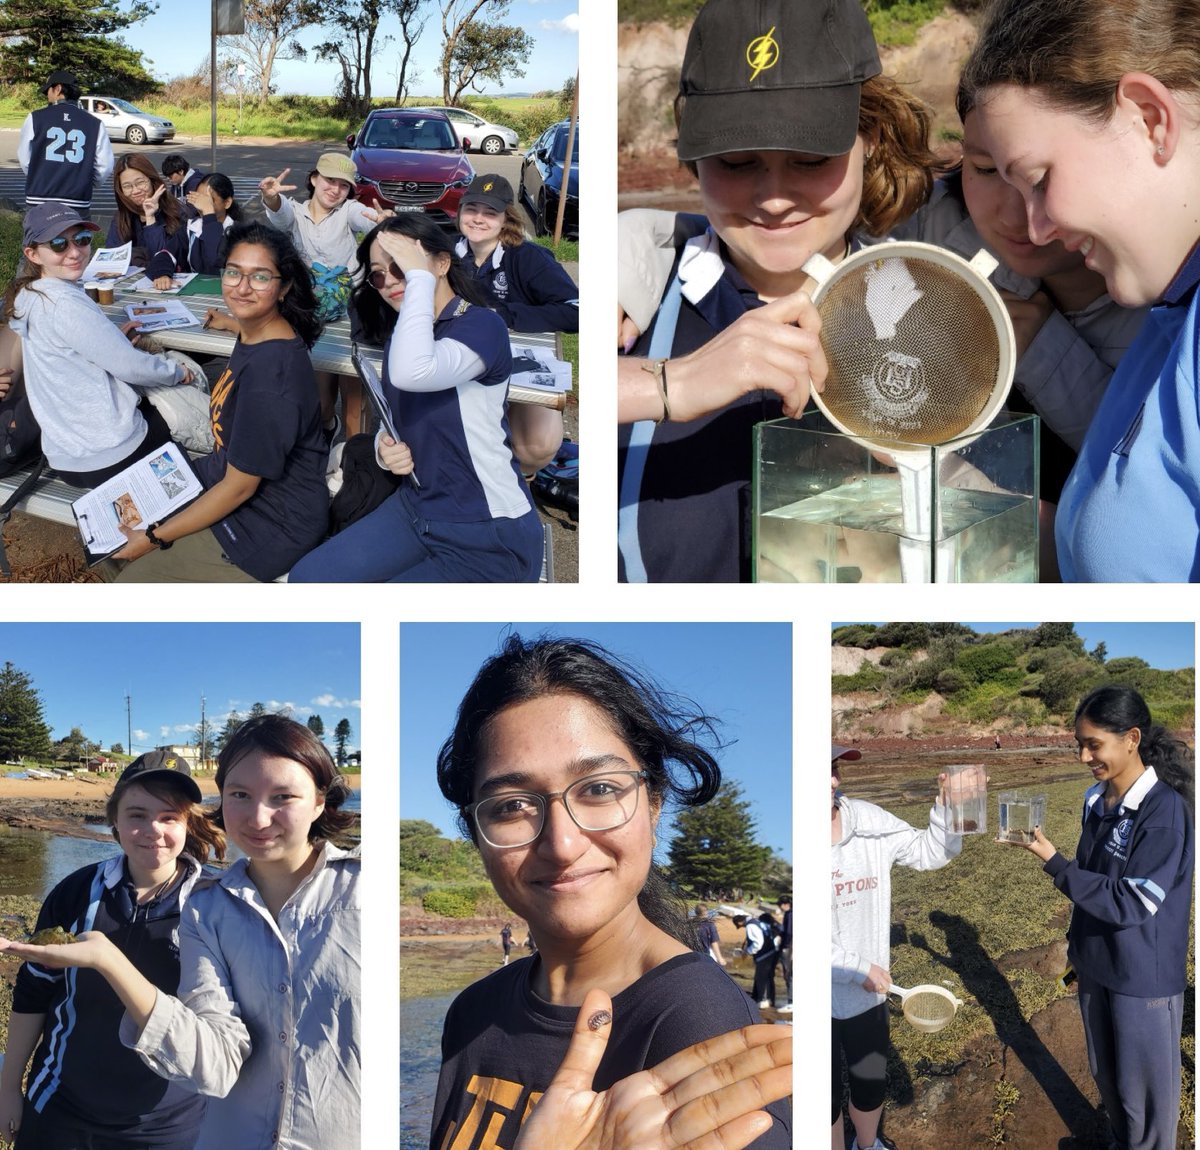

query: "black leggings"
left=832, top=1003, right=889, bottom=1122
left=55, top=398, right=175, bottom=489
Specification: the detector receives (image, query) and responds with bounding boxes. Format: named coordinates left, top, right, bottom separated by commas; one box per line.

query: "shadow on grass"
left=914, top=911, right=1111, bottom=1148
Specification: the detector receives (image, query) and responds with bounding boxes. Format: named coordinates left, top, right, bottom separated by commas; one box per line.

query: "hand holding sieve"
left=800, top=241, right=1018, bottom=580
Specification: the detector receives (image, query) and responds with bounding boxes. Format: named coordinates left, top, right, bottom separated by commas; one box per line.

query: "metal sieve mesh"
left=814, top=252, right=1003, bottom=448
left=902, top=989, right=957, bottom=1031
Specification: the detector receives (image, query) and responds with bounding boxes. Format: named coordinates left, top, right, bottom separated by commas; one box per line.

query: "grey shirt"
left=123, top=841, right=361, bottom=1150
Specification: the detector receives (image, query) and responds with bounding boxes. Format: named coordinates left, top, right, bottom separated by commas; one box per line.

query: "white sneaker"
left=778, top=1002, right=793, bottom=1013
left=758, top=999, right=772, bottom=1008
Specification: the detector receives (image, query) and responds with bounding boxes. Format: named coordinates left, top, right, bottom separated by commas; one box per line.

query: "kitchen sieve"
left=888, top=982, right=964, bottom=1034
left=801, top=241, right=1018, bottom=581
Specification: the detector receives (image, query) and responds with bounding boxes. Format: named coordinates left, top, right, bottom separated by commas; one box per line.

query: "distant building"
left=154, top=745, right=202, bottom=775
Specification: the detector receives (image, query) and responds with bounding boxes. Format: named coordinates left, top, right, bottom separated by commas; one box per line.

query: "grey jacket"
left=9, top=277, right=184, bottom=471
left=122, top=841, right=361, bottom=1150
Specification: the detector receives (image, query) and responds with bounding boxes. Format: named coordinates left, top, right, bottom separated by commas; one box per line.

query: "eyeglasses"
left=40, top=232, right=94, bottom=254
left=468, top=770, right=647, bottom=849
left=367, top=261, right=404, bottom=291
left=220, top=266, right=283, bottom=290
left=119, top=178, right=153, bottom=194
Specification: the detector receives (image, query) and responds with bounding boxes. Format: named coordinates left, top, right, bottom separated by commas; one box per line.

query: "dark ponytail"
left=1075, top=685, right=1194, bottom=809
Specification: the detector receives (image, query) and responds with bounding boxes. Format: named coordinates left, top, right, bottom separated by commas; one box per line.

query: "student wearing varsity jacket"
left=1003, top=685, right=1194, bottom=1150
left=18, top=69, right=114, bottom=213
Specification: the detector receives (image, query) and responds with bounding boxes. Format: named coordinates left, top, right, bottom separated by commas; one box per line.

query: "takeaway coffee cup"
left=84, top=283, right=100, bottom=302
left=97, top=285, right=114, bottom=305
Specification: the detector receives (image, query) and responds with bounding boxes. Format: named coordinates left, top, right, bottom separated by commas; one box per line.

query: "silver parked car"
left=410, top=106, right=518, bottom=156
left=78, top=96, right=175, bottom=145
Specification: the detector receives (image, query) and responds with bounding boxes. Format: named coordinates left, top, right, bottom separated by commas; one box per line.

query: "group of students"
left=617, top=0, right=1200, bottom=583
left=0, top=714, right=361, bottom=1149
left=7, top=123, right=578, bottom=581
left=832, top=685, right=1194, bottom=1150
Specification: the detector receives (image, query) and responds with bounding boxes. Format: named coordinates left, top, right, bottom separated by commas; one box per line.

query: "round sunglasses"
left=367, top=261, right=405, bottom=291
left=38, top=232, right=95, bottom=255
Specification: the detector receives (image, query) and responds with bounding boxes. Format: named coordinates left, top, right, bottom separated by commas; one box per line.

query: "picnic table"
left=103, top=277, right=568, bottom=411
left=0, top=275, right=568, bottom=580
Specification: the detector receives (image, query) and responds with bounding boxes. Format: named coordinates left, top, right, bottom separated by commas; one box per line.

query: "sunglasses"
left=39, top=232, right=94, bottom=254
left=367, top=261, right=405, bottom=291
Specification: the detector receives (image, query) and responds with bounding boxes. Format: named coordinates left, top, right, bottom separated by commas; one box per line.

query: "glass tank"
left=752, top=411, right=1039, bottom=583
left=997, top=791, right=1047, bottom=843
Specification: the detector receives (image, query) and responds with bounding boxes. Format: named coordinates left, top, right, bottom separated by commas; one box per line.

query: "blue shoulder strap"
left=617, top=275, right=684, bottom=582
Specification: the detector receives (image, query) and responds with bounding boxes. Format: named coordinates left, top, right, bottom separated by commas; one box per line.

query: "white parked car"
left=78, top=96, right=175, bottom=145
left=410, top=106, right=518, bottom=156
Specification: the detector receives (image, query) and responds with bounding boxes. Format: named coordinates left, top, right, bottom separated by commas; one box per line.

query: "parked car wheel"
left=125, top=125, right=147, bottom=145
left=480, top=135, right=505, bottom=156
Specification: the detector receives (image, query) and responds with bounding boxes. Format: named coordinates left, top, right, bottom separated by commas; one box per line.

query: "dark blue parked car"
left=518, top=120, right=579, bottom=238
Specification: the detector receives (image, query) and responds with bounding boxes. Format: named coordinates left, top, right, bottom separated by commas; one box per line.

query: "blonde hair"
left=959, top=0, right=1200, bottom=122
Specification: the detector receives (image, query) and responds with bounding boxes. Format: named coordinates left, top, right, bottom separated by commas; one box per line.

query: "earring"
left=1157, top=145, right=1166, bottom=155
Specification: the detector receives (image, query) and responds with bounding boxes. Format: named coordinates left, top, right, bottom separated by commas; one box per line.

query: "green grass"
left=0, top=209, right=23, bottom=287
left=877, top=775, right=1195, bottom=1141
left=0, top=93, right=560, bottom=146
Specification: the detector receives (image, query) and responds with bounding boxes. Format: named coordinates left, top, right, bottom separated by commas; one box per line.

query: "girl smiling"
left=431, top=635, right=791, bottom=1149
left=0, top=715, right=361, bottom=1150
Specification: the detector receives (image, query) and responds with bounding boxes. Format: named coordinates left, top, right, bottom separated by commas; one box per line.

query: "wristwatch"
left=145, top=521, right=173, bottom=550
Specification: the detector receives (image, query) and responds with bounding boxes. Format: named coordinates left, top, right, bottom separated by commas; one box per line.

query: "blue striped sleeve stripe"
left=1123, top=876, right=1166, bottom=914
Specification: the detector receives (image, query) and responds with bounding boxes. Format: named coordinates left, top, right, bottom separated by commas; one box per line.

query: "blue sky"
left=834, top=622, right=1194, bottom=670
left=2, top=623, right=360, bottom=754
left=399, top=623, right=793, bottom=861
left=122, top=2, right=579, bottom=98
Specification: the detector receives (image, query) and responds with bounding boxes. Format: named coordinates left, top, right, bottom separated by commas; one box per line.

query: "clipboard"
left=71, top=443, right=203, bottom=565
left=351, top=344, right=421, bottom=489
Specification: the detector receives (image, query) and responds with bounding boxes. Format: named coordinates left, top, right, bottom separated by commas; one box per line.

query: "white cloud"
left=133, top=729, right=149, bottom=742
left=311, top=694, right=360, bottom=710
left=540, top=13, right=578, bottom=32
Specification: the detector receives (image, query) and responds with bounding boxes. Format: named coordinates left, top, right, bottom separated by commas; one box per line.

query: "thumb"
left=547, top=989, right=614, bottom=1094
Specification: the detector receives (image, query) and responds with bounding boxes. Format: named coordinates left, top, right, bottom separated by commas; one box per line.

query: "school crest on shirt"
left=492, top=270, right=509, bottom=299
left=1106, top=817, right=1133, bottom=860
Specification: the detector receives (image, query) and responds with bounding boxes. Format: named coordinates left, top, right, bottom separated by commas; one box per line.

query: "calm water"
left=400, top=992, right=456, bottom=1150
left=0, top=789, right=361, bottom=901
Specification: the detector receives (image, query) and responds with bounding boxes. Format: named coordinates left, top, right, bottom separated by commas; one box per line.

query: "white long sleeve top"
left=122, top=842, right=361, bottom=1150
left=832, top=795, right=961, bottom=1020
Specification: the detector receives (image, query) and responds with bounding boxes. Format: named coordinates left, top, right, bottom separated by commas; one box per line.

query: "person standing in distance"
left=18, top=70, right=114, bottom=215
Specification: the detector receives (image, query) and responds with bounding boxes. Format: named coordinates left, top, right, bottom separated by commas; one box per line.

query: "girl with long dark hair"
left=1001, top=684, right=1194, bottom=1148
left=430, top=634, right=792, bottom=1149
left=290, top=213, right=543, bottom=582
left=114, top=221, right=329, bottom=581
left=110, top=154, right=190, bottom=289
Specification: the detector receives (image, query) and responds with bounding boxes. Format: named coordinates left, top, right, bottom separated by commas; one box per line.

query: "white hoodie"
left=832, top=794, right=962, bottom=1020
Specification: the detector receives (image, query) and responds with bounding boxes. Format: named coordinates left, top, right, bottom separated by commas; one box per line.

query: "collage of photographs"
left=0, top=0, right=1198, bottom=1149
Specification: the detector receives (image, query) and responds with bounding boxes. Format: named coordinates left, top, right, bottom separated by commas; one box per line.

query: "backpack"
left=531, top=438, right=578, bottom=517
left=0, top=391, right=47, bottom=578
left=328, top=433, right=401, bottom=535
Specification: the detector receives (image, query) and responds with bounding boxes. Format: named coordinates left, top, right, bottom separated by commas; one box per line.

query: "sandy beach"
left=0, top=772, right=361, bottom=839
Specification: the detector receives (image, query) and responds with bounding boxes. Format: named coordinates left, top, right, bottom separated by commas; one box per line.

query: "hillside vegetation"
left=832, top=622, right=1194, bottom=733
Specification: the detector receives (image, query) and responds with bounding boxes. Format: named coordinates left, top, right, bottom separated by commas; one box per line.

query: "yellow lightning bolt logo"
left=746, top=27, right=779, bottom=83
